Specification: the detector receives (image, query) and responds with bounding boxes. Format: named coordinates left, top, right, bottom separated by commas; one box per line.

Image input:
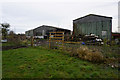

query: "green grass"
left=2, top=42, right=16, bottom=47
left=2, top=41, right=27, bottom=47
left=2, top=47, right=119, bottom=78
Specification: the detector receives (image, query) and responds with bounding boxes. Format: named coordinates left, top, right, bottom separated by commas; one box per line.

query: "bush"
left=7, top=35, right=21, bottom=46
left=70, top=47, right=78, bottom=57
left=85, top=51, right=104, bottom=63
left=69, top=46, right=104, bottom=63
left=105, top=57, right=117, bottom=64
left=77, top=46, right=88, bottom=59
left=56, top=45, right=105, bottom=63
left=7, top=31, right=22, bottom=46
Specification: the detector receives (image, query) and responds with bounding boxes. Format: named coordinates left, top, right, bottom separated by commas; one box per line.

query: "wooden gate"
left=49, top=32, right=64, bottom=49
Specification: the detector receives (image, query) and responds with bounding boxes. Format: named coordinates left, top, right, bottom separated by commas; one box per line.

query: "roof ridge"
left=73, top=14, right=112, bottom=21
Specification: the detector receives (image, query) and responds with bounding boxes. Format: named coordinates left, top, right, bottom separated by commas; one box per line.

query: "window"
left=102, top=31, right=107, bottom=36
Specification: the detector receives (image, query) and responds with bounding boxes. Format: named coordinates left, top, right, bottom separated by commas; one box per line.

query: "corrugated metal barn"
left=25, top=29, right=34, bottom=37
left=73, top=14, right=112, bottom=40
left=25, top=25, right=71, bottom=38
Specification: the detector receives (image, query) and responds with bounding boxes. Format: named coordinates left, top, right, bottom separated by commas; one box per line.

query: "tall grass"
left=63, top=46, right=104, bottom=63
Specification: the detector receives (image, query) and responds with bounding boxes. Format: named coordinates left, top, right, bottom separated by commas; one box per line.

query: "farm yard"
left=2, top=43, right=120, bottom=78
left=1, top=31, right=120, bottom=79
left=1, top=25, right=120, bottom=79
left=1, top=14, right=120, bottom=79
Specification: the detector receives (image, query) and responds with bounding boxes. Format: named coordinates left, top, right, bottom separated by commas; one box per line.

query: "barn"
left=73, top=14, right=112, bottom=40
left=25, top=25, right=71, bottom=39
left=25, top=29, right=34, bottom=37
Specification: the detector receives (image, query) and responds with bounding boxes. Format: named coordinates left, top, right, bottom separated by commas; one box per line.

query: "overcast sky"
left=0, top=0, right=119, bottom=34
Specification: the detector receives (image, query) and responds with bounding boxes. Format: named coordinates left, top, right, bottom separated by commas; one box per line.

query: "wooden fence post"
left=31, top=36, right=34, bottom=47
left=62, top=32, right=64, bottom=48
left=49, top=33, right=51, bottom=48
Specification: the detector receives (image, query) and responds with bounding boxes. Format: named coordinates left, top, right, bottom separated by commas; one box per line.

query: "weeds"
left=62, top=46, right=104, bottom=63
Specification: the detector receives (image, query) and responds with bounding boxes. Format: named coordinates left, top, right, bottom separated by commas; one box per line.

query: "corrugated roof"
left=73, top=14, right=112, bottom=21
left=35, top=25, right=71, bottom=31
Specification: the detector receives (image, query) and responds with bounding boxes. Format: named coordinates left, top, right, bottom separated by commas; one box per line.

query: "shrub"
left=77, top=46, right=88, bottom=59
left=7, top=31, right=22, bottom=46
left=70, top=47, right=78, bottom=57
left=57, top=45, right=105, bottom=63
left=71, top=46, right=104, bottom=63
left=105, top=57, right=117, bottom=64
left=85, top=51, right=104, bottom=63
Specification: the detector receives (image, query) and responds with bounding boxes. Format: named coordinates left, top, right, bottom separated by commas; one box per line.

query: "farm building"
left=25, top=25, right=71, bottom=39
left=112, top=32, right=120, bottom=44
left=112, top=32, right=120, bottom=39
left=73, top=14, right=112, bottom=40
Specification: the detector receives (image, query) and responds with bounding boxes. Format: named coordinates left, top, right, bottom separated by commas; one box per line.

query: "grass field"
left=2, top=47, right=119, bottom=78
left=2, top=43, right=16, bottom=47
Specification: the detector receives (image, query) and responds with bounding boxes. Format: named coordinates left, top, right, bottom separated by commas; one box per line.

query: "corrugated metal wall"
left=34, top=26, right=56, bottom=36
left=25, top=30, right=34, bottom=36
left=73, top=16, right=112, bottom=40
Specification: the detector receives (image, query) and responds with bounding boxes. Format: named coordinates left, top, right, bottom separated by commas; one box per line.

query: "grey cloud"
left=1, top=1, right=118, bottom=33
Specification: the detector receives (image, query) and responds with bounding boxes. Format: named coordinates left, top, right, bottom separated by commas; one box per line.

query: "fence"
left=49, top=32, right=64, bottom=49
